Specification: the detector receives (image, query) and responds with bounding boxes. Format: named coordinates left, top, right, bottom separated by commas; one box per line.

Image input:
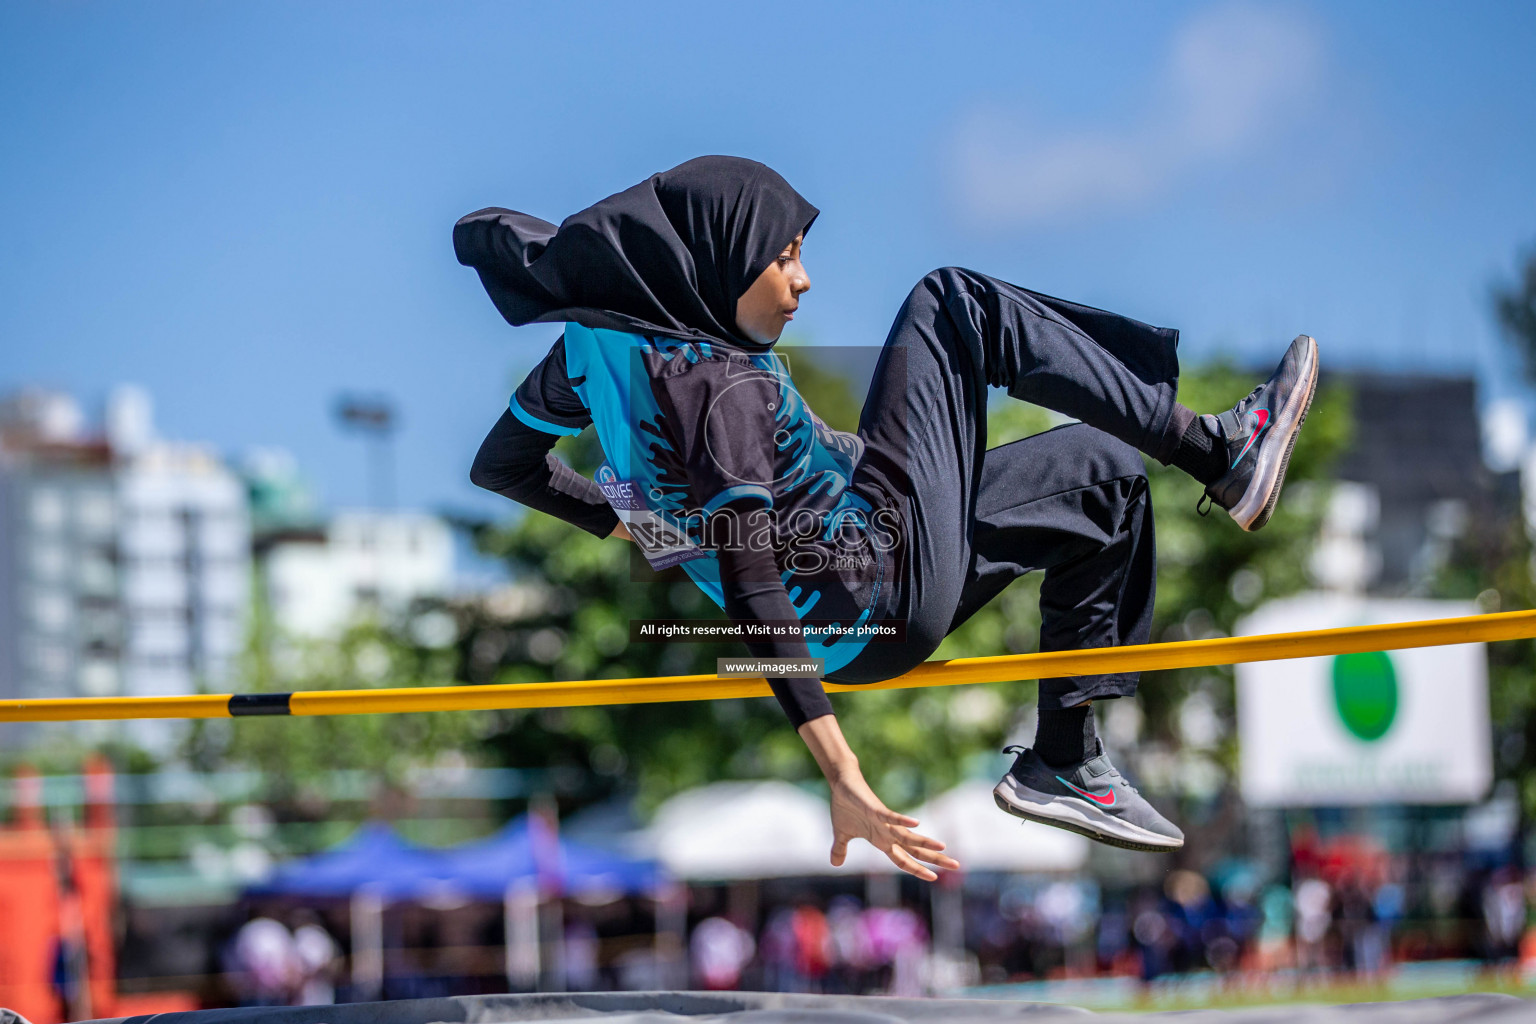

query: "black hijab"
left=453, top=156, right=819, bottom=350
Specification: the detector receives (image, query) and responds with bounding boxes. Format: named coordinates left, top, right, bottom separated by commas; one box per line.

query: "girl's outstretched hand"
left=609, top=520, right=633, bottom=542
left=797, top=714, right=960, bottom=882
left=828, top=770, right=960, bottom=882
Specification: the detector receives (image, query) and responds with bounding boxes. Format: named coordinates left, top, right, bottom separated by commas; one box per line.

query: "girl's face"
left=734, top=234, right=810, bottom=346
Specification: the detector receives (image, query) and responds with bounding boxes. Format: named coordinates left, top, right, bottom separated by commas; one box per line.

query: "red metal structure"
left=0, top=758, right=118, bottom=1023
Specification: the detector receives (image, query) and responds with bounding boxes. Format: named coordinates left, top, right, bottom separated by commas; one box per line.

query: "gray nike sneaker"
left=993, top=742, right=1184, bottom=852
left=1200, top=334, right=1320, bottom=532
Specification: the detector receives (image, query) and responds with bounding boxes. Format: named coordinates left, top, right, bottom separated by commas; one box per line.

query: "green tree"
left=462, top=353, right=1351, bottom=814
left=1465, top=243, right=1536, bottom=814
left=465, top=347, right=870, bottom=809
left=935, top=368, right=1351, bottom=820
left=183, top=583, right=483, bottom=800
left=1430, top=489, right=1536, bottom=812
left=1134, top=366, right=1351, bottom=743
left=1495, top=245, right=1536, bottom=382
left=182, top=351, right=1351, bottom=830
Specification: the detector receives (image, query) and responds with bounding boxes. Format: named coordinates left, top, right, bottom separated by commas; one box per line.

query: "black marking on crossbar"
left=228, top=693, right=293, bottom=716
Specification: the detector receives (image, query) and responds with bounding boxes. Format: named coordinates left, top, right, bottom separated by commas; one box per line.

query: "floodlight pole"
left=334, top=395, right=397, bottom=509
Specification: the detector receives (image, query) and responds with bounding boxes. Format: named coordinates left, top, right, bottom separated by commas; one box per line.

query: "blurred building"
left=241, top=444, right=460, bottom=639
left=0, top=387, right=251, bottom=747
left=118, top=441, right=250, bottom=700
left=1310, top=372, right=1518, bottom=595
left=0, top=391, right=118, bottom=708
left=243, top=446, right=323, bottom=540
left=261, top=510, right=455, bottom=639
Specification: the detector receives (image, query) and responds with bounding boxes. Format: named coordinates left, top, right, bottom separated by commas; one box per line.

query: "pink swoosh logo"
left=1057, top=776, right=1116, bottom=807
left=1231, top=408, right=1271, bottom=467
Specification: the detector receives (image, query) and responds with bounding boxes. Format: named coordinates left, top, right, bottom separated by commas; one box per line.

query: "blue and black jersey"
left=510, top=324, right=900, bottom=679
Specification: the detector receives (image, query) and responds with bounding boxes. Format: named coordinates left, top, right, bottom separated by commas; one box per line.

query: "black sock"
left=1169, top=411, right=1227, bottom=484
left=1035, top=704, right=1098, bottom=767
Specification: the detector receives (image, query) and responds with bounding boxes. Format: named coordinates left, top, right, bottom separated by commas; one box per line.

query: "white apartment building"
left=0, top=458, right=121, bottom=704
left=263, top=510, right=454, bottom=639
left=117, top=442, right=250, bottom=699
left=0, top=388, right=250, bottom=747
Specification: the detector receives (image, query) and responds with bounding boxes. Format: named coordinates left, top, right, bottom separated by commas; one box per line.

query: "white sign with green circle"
left=1236, top=596, right=1491, bottom=807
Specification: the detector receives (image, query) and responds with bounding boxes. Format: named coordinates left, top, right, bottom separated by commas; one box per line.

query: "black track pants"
left=827, top=267, right=1179, bottom=708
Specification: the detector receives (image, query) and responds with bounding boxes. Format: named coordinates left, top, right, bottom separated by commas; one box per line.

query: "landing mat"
left=65, top=989, right=1536, bottom=1024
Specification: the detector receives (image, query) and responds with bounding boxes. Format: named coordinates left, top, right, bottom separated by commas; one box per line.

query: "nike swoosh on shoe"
left=1230, top=408, right=1270, bottom=468
left=1057, top=776, right=1117, bottom=807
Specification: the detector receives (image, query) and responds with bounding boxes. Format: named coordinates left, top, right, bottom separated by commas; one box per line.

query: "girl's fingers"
left=909, top=845, right=962, bottom=871
left=830, top=837, right=849, bottom=867
left=886, top=844, right=937, bottom=882
left=884, top=812, right=921, bottom=828
left=894, top=829, right=946, bottom=852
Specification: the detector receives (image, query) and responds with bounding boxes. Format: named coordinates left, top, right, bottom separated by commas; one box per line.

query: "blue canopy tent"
left=248, top=817, right=663, bottom=902
left=246, top=821, right=451, bottom=901
left=439, top=815, right=664, bottom=899
left=245, top=817, right=671, bottom=995
left=433, top=815, right=672, bottom=991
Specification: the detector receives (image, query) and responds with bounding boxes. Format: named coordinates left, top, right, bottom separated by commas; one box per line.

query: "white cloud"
left=950, top=2, right=1326, bottom=226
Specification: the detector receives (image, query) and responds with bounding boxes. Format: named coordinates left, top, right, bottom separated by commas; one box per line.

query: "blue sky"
left=3, top=1, right=1534, bottom=515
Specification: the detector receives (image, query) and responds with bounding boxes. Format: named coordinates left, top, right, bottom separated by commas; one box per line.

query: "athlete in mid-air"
left=458, top=156, right=1318, bottom=879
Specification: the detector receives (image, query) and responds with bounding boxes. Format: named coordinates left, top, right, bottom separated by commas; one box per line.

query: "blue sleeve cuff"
left=702, top=484, right=774, bottom=515
left=509, top=395, right=585, bottom=436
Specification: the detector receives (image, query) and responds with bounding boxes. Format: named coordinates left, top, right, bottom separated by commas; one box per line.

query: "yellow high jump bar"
left=2, top=609, right=1533, bottom=724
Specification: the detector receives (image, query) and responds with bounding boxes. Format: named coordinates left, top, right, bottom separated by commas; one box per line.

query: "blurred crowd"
left=956, top=831, right=1535, bottom=991
left=207, top=813, right=1536, bottom=1005
left=691, top=899, right=929, bottom=995
left=688, top=871, right=1532, bottom=996
left=217, top=862, right=1536, bottom=1005
left=224, top=913, right=341, bottom=1007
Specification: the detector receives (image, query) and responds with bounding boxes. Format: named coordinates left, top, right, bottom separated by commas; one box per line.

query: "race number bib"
left=594, top=462, right=706, bottom=570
